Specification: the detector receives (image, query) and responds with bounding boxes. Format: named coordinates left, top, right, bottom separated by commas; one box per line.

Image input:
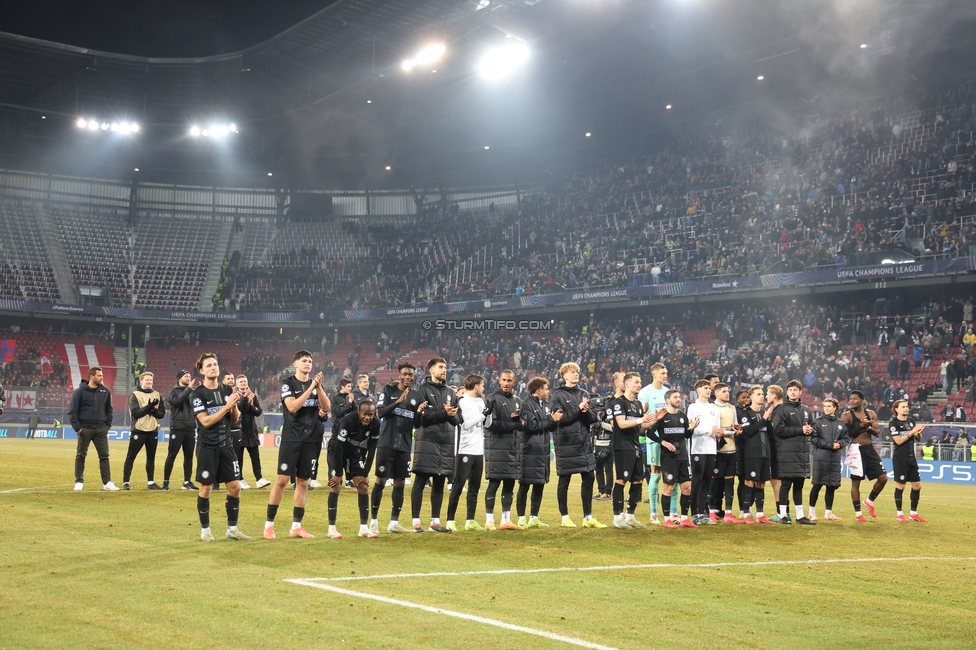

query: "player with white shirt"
left=686, top=380, right=724, bottom=525
left=446, top=375, right=487, bottom=532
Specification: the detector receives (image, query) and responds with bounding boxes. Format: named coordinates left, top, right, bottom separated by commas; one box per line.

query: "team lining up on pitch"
left=69, top=351, right=928, bottom=542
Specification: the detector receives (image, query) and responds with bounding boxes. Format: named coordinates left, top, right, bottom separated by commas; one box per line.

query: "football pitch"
left=2, top=439, right=975, bottom=649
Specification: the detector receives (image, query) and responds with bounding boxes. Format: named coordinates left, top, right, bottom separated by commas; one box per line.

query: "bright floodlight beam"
left=189, top=126, right=201, bottom=137
left=479, top=43, right=530, bottom=80
left=415, top=43, right=445, bottom=65
left=76, top=118, right=87, bottom=128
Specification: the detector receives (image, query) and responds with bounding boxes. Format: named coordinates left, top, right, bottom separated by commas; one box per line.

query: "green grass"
left=2, top=439, right=975, bottom=649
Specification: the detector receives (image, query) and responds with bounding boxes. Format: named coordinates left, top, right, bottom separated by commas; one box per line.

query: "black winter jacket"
left=166, top=384, right=196, bottom=431
left=412, top=378, right=459, bottom=477
left=240, top=395, right=263, bottom=447
left=519, top=396, right=556, bottom=484
left=484, top=389, right=523, bottom=480
left=771, top=399, right=813, bottom=478
left=810, top=414, right=849, bottom=487
left=550, top=385, right=598, bottom=476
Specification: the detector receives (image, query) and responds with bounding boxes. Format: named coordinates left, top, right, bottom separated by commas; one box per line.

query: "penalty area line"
left=286, top=578, right=618, bottom=650
left=298, top=556, right=976, bottom=583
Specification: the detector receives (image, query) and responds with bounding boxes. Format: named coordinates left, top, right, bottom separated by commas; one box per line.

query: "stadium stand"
left=0, top=199, right=61, bottom=302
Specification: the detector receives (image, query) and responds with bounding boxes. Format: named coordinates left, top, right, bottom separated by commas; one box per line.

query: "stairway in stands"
left=197, top=220, right=235, bottom=311
left=34, top=206, right=79, bottom=304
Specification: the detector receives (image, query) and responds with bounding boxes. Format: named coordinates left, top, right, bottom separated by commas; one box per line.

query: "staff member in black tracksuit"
left=236, top=374, right=268, bottom=489
left=164, top=370, right=198, bottom=490
left=69, top=367, right=119, bottom=491
left=516, top=377, right=561, bottom=528
left=770, top=380, right=815, bottom=525
left=123, top=371, right=165, bottom=490
left=371, top=363, right=423, bottom=534
left=411, top=357, right=459, bottom=533
left=550, top=362, right=605, bottom=528
left=483, top=369, right=524, bottom=531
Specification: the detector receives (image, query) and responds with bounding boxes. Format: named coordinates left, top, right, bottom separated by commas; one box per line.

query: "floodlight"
left=478, top=43, right=530, bottom=80
left=665, top=104, right=672, bottom=110
left=213, top=125, right=229, bottom=137
left=484, top=146, right=490, bottom=150
left=100, top=122, right=110, bottom=130
left=757, top=75, right=764, bottom=81
left=201, top=129, right=210, bottom=136
left=860, top=43, right=868, bottom=49
left=402, top=59, right=416, bottom=71
left=87, top=120, right=99, bottom=130
left=130, top=123, right=140, bottom=132
left=267, top=172, right=273, bottom=176
left=110, top=123, right=119, bottom=132
left=189, top=126, right=201, bottom=137
left=76, top=118, right=87, bottom=128
left=585, top=132, right=591, bottom=137
left=385, top=166, right=392, bottom=171
left=118, top=123, right=132, bottom=134
left=416, top=43, right=446, bottom=65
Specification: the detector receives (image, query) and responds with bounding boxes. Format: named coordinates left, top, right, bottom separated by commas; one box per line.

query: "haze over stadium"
left=2, top=0, right=976, bottom=648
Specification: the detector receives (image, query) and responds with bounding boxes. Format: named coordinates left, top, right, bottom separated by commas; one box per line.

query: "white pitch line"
left=287, top=578, right=618, bottom=650
left=0, top=484, right=73, bottom=494
left=298, top=556, right=976, bottom=583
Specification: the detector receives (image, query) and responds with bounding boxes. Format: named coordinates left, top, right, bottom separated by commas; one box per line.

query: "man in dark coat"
left=236, top=374, right=268, bottom=489
left=808, top=398, right=849, bottom=521
left=516, top=376, right=562, bottom=527
left=410, top=357, right=459, bottom=533
left=483, top=369, right=524, bottom=530
left=163, top=370, right=198, bottom=490
left=770, top=380, right=815, bottom=525
left=550, top=362, right=606, bottom=528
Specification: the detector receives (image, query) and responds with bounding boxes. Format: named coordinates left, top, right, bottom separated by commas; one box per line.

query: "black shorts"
left=196, top=444, right=240, bottom=485
left=892, top=455, right=921, bottom=483
left=851, top=443, right=885, bottom=481
left=277, top=440, right=321, bottom=480
left=374, top=447, right=411, bottom=480
left=742, top=457, right=771, bottom=483
left=327, top=437, right=369, bottom=479
left=715, top=452, right=737, bottom=478
left=660, top=449, right=691, bottom=485
left=614, top=448, right=645, bottom=482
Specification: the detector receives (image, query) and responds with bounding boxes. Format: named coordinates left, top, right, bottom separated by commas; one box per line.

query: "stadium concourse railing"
left=1, top=256, right=976, bottom=324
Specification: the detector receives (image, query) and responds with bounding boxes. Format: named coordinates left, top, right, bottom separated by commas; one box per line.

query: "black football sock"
left=358, top=492, right=369, bottom=525
left=391, top=485, right=404, bottom=521
left=328, top=493, right=338, bottom=525
left=627, top=482, right=642, bottom=515
left=197, top=496, right=210, bottom=528
left=225, top=496, right=239, bottom=527
left=371, top=482, right=385, bottom=520
left=612, top=483, right=625, bottom=516
left=910, top=488, right=920, bottom=511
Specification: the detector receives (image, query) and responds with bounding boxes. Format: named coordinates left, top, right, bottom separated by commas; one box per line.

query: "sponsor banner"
left=841, top=457, right=976, bottom=485
left=0, top=426, right=60, bottom=439
left=2, top=257, right=974, bottom=323
left=61, top=428, right=166, bottom=442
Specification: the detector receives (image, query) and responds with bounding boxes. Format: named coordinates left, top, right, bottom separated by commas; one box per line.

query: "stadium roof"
left=1, top=1, right=975, bottom=190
